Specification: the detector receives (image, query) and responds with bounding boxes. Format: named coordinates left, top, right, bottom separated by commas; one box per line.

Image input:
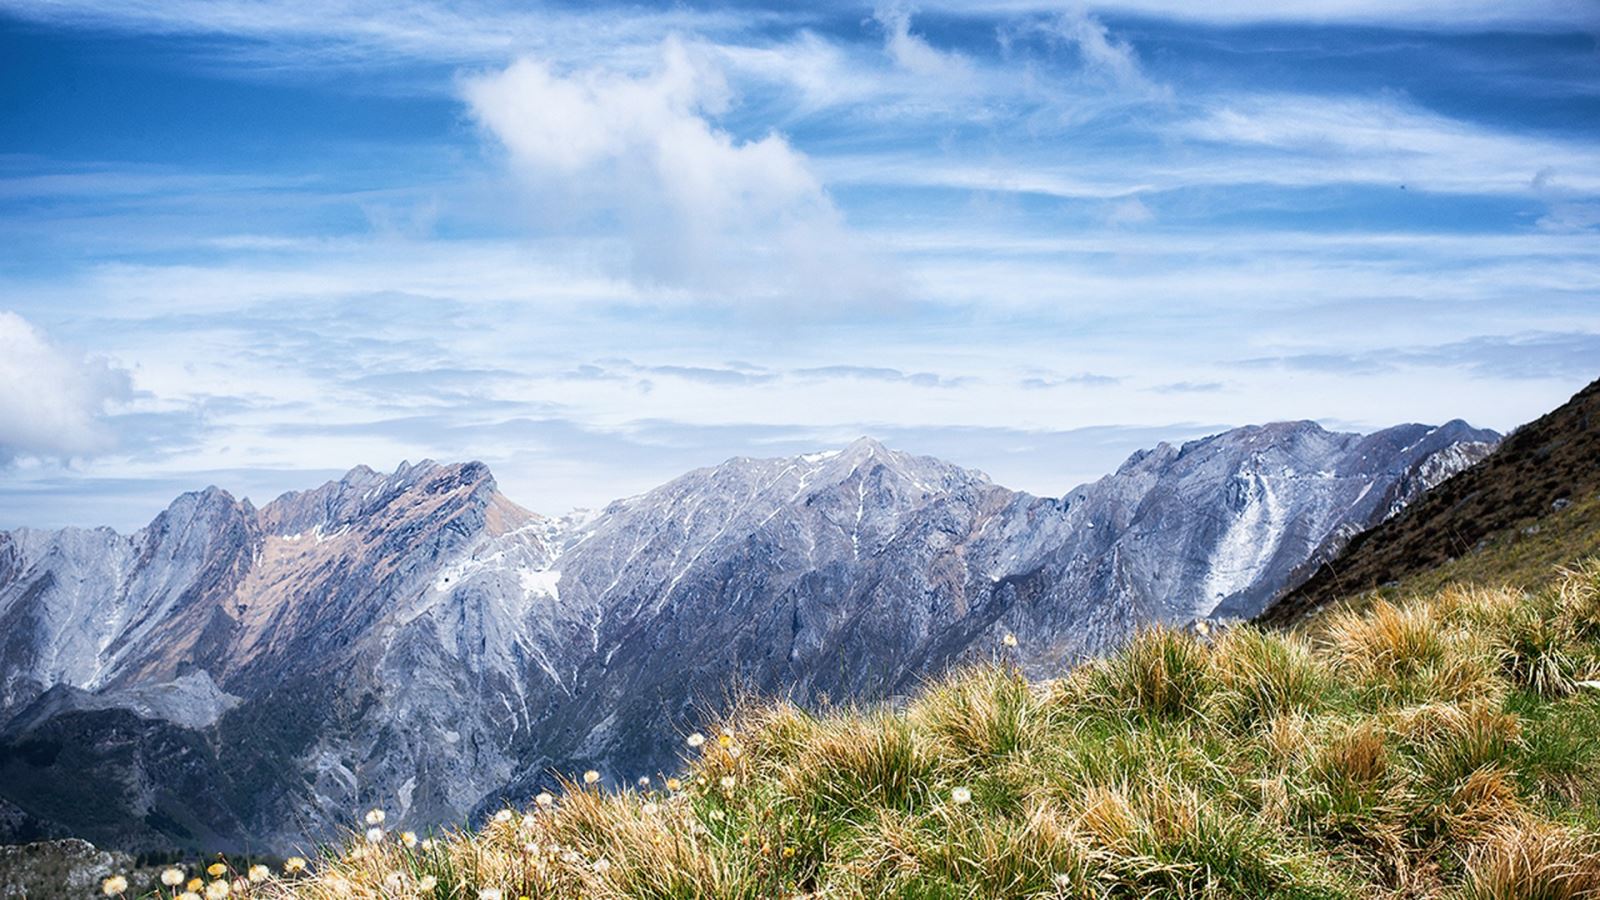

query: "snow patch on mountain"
left=1201, top=471, right=1287, bottom=615
left=519, top=568, right=560, bottom=601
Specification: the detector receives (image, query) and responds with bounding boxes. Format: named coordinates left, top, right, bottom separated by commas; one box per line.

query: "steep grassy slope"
left=1261, top=377, right=1600, bottom=628
left=108, top=562, right=1600, bottom=900
left=1364, top=491, right=1600, bottom=604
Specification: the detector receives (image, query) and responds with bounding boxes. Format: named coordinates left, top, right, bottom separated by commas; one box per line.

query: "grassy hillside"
left=107, top=561, right=1600, bottom=899
left=1348, top=492, right=1600, bottom=609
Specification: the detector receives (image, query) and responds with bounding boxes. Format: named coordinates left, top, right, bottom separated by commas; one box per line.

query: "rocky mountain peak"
left=149, top=484, right=252, bottom=527
left=132, top=486, right=257, bottom=581
left=1181, top=419, right=1330, bottom=458
left=814, top=437, right=990, bottom=496
left=1112, top=442, right=1181, bottom=477
left=837, top=435, right=888, bottom=460
left=261, top=459, right=506, bottom=537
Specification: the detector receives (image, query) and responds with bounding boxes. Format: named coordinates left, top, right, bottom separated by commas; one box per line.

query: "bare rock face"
left=0, top=422, right=1497, bottom=853
left=0, top=838, right=153, bottom=899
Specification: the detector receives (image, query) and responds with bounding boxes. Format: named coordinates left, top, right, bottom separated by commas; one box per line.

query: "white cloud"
left=2, top=0, right=1589, bottom=80
left=0, top=0, right=769, bottom=71
left=1043, top=8, right=1164, bottom=97
left=1104, top=197, right=1155, bottom=226
left=821, top=92, right=1600, bottom=203
left=0, top=311, right=132, bottom=462
left=873, top=3, right=973, bottom=78
left=462, top=39, right=897, bottom=303
left=1185, top=94, right=1600, bottom=194
left=715, top=32, right=865, bottom=114
left=917, top=0, right=1598, bottom=32
left=1537, top=201, right=1600, bottom=232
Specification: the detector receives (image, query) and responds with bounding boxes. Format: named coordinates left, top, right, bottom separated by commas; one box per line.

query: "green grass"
left=117, top=561, right=1600, bottom=900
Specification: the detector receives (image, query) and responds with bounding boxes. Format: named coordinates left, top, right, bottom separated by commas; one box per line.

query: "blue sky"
left=1, top=0, right=1597, bottom=529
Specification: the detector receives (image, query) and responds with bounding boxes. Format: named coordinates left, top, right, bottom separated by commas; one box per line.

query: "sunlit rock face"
left=0, top=421, right=1496, bottom=852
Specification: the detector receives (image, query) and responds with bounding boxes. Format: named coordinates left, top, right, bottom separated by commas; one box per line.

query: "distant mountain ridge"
left=0, top=419, right=1497, bottom=852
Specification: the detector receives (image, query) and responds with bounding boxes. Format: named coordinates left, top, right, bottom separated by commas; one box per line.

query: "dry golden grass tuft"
left=1459, top=819, right=1600, bottom=900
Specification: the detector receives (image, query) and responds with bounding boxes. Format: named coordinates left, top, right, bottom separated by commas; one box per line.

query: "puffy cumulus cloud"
left=462, top=39, right=898, bottom=305
left=0, top=312, right=132, bottom=462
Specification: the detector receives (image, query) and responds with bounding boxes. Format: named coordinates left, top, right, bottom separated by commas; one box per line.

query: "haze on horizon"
left=0, top=0, right=1596, bottom=530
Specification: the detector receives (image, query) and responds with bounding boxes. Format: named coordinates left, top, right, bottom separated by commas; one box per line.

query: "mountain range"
left=0, top=418, right=1497, bottom=853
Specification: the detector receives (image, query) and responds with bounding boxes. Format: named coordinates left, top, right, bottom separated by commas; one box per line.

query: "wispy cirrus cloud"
left=1242, top=332, right=1600, bottom=381
left=0, top=0, right=776, bottom=71
left=822, top=93, right=1600, bottom=208
left=795, top=365, right=973, bottom=387
left=914, top=0, right=1599, bottom=31
left=872, top=2, right=974, bottom=78
left=1024, top=8, right=1166, bottom=98
left=1153, top=380, right=1225, bottom=394
left=1021, top=372, right=1122, bottom=389
left=1184, top=94, right=1600, bottom=194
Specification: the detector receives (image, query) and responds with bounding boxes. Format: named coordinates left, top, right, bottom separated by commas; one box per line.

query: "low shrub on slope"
left=127, top=563, right=1600, bottom=899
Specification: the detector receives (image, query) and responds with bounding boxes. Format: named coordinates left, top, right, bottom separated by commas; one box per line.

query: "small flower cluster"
left=104, top=852, right=308, bottom=900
